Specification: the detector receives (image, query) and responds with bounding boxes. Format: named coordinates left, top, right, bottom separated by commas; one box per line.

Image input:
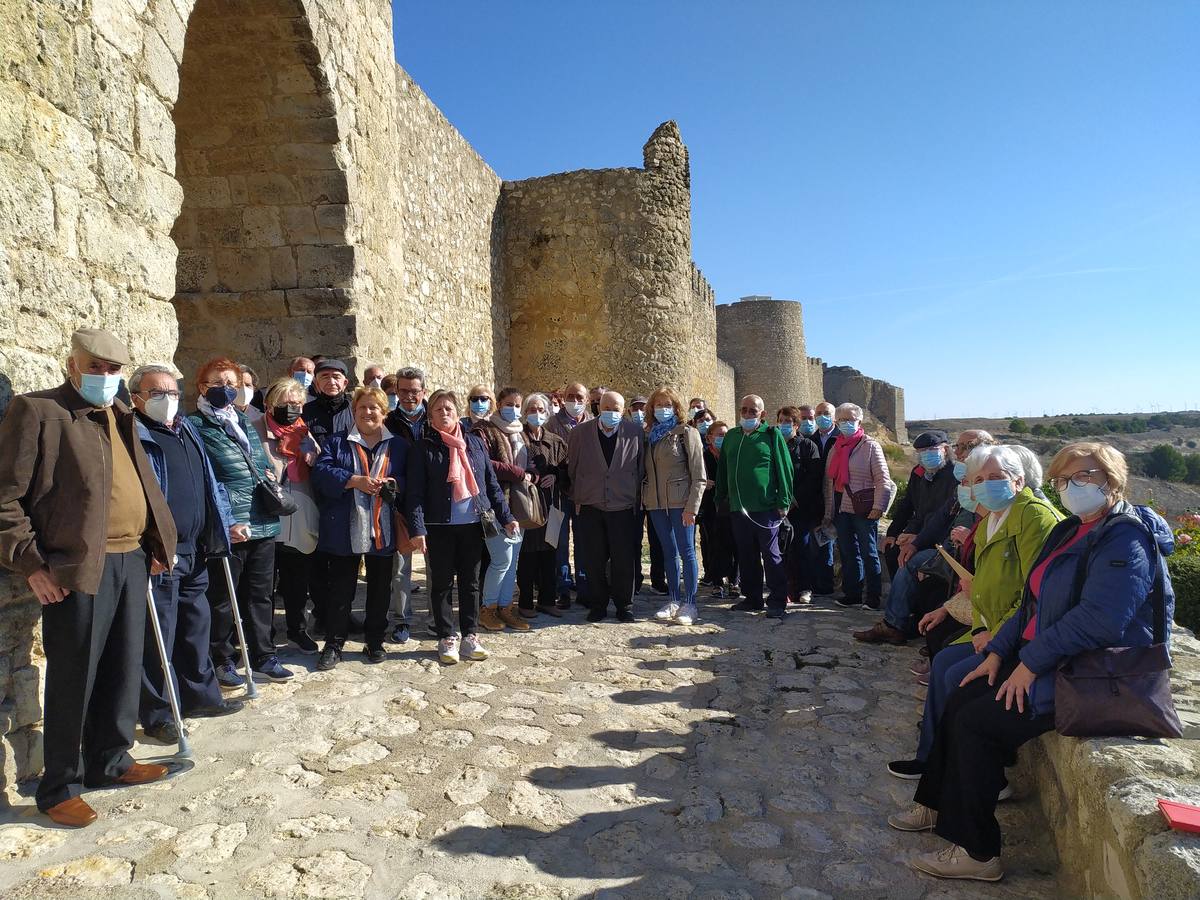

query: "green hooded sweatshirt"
left=714, top=422, right=793, bottom=514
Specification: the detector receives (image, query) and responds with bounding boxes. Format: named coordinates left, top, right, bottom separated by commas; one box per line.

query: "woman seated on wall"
left=886, top=441, right=1177, bottom=882
left=889, top=445, right=1061, bottom=780
left=311, top=386, right=407, bottom=670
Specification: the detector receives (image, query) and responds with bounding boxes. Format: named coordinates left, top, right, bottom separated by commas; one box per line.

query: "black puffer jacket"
left=886, top=463, right=958, bottom=539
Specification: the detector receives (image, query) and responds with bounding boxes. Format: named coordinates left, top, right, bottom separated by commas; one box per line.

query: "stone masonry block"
left=136, top=84, right=176, bottom=174
left=296, top=245, right=355, bottom=286
left=9, top=667, right=39, bottom=729
left=280, top=205, right=320, bottom=244
left=91, top=0, right=144, bottom=57
left=243, top=173, right=301, bottom=205
left=243, top=206, right=285, bottom=246
left=274, top=142, right=340, bottom=172
left=0, top=154, right=55, bottom=243
left=142, top=25, right=181, bottom=103
left=26, top=97, right=98, bottom=194
left=215, top=248, right=273, bottom=291
left=270, top=247, right=298, bottom=289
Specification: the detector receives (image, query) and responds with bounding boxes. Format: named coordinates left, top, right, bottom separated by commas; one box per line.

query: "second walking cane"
left=146, top=577, right=192, bottom=758
left=219, top=557, right=260, bottom=699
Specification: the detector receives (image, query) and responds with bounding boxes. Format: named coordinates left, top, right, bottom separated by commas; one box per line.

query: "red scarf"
left=827, top=427, right=865, bottom=493
left=265, top=416, right=310, bottom=483
left=435, top=420, right=480, bottom=501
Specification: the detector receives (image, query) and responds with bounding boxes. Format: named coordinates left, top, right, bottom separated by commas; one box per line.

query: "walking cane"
left=146, top=577, right=192, bottom=758
left=220, top=556, right=260, bottom=699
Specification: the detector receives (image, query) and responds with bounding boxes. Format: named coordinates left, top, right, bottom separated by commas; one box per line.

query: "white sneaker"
left=654, top=601, right=681, bottom=621
left=438, top=636, right=460, bottom=665
left=799, top=590, right=813, bottom=603
left=997, top=783, right=1013, bottom=802
left=888, top=803, right=937, bottom=832
left=674, top=603, right=699, bottom=626
left=461, top=634, right=488, bottom=661
left=910, top=844, right=1003, bottom=882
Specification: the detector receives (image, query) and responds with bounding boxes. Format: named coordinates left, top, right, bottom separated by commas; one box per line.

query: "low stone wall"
left=1017, top=629, right=1200, bottom=898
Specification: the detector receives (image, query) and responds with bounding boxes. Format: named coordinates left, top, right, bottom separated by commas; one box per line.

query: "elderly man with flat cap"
left=0, top=328, right=177, bottom=827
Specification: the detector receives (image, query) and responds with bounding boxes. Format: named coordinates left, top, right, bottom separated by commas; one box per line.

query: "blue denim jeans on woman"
left=916, top=643, right=983, bottom=761
left=833, top=511, right=882, bottom=601
left=648, top=507, right=698, bottom=606
left=482, top=530, right=522, bottom=608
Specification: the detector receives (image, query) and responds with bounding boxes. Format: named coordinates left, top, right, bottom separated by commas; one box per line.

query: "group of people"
left=0, top=327, right=1179, bottom=885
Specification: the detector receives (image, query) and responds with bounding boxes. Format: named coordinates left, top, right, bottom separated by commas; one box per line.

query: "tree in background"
left=1145, top=444, right=1187, bottom=481
left=1009, top=417, right=1029, bottom=433
left=1186, top=454, right=1200, bottom=486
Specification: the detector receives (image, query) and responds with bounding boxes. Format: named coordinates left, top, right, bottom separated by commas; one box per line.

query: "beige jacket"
left=642, top=424, right=706, bottom=516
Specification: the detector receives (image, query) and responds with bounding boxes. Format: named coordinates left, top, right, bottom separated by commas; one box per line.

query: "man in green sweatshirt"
left=715, top=394, right=794, bottom=618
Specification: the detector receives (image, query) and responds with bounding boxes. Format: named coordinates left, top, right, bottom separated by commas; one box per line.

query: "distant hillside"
left=907, top=411, right=1200, bottom=516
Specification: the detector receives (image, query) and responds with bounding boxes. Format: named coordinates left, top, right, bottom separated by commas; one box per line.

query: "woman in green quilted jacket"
left=188, top=357, right=291, bottom=686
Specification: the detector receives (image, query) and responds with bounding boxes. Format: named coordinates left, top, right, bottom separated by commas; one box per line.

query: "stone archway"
left=170, top=0, right=355, bottom=385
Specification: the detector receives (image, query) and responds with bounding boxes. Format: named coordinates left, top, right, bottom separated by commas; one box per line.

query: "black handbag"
left=474, top=495, right=502, bottom=539
left=1053, top=540, right=1182, bottom=739
left=234, top=435, right=297, bottom=517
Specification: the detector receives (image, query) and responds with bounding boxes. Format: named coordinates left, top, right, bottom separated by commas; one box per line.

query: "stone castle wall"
left=501, top=123, right=720, bottom=404
left=822, top=364, right=907, bottom=442
left=715, top=296, right=813, bottom=416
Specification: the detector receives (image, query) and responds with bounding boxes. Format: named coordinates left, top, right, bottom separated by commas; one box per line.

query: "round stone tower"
left=716, top=296, right=814, bottom=416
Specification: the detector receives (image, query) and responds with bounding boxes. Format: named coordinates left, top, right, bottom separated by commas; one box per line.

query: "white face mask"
left=368, top=377, right=382, bottom=389
left=143, top=394, right=179, bottom=425
left=238, top=386, right=254, bottom=406
left=1060, top=480, right=1108, bottom=517
left=551, top=404, right=561, bottom=416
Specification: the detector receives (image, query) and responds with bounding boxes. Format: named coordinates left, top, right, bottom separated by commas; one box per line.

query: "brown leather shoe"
left=45, top=796, right=97, bottom=828
left=853, top=620, right=907, bottom=645
left=498, top=606, right=531, bottom=631
left=113, top=762, right=169, bottom=786
left=478, top=605, right=505, bottom=632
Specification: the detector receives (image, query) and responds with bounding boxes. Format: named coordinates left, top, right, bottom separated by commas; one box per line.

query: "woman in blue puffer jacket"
left=888, top=441, right=1176, bottom=884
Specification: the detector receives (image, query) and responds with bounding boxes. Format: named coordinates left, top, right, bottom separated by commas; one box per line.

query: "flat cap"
left=913, top=430, right=950, bottom=449
left=631, top=396, right=648, bottom=406
left=314, top=358, right=347, bottom=376
left=71, top=328, right=131, bottom=366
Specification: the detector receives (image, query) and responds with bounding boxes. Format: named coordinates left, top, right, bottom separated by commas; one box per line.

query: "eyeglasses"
left=396, top=388, right=421, bottom=397
left=139, top=390, right=180, bottom=400
left=1050, top=469, right=1107, bottom=492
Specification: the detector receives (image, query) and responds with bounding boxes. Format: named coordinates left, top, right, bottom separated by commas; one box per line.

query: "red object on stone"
left=1158, top=799, right=1200, bottom=834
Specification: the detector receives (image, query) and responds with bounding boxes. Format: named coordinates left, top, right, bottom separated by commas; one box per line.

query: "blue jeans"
left=884, top=547, right=938, bottom=630
left=834, top=511, right=882, bottom=601
left=916, top=643, right=983, bottom=761
left=482, top=531, right=522, bottom=608
left=648, top=508, right=698, bottom=606
left=555, top=505, right=586, bottom=595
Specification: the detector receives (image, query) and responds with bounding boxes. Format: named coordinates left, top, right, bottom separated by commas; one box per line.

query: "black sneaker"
left=216, top=660, right=243, bottom=688
left=364, top=645, right=386, bottom=664
left=731, top=599, right=765, bottom=612
left=253, top=656, right=294, bottom=682
left=189, top=698, right=244, bottom=718
left=616, top=608, right=635, bottom=623
left=586, top=609, right=606, bottom=623
left=288, top=629, right=319, bottom=654
left=862, top=595, right=882, bottom=611
left=650, top=584, right=669, bottom=596
left=887, top=759, right=926, bottom=780
left=143, top=721, right=181, bottom=744
left=834, top=596, right=861, bottom=608
left=317, top=645, right=341, bottom=671
left=765, top=607, right=787, bottom=620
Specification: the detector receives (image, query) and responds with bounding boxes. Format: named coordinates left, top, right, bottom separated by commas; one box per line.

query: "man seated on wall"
left=0, top=328, right=178, bottom=828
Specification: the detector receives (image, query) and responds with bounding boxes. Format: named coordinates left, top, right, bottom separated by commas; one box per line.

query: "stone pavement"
left=0, top=592, right=1059, bottom=899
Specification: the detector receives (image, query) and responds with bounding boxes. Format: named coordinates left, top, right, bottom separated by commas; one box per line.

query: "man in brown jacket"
left=0, top=328, right=177, bottom=827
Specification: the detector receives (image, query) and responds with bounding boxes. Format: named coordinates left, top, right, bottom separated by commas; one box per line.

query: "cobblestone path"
left=0, top=594, right=1058, bottom=898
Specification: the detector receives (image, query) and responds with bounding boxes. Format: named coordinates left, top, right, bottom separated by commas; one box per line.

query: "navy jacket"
left=988, top=501, right=1176, bottom=716
left=311, top=430, right=408, bottom=557
left=786, top=435, right=823, bottom=524
left=135, top=414, right=235, bottom=558
left=303, top=393, right=354, bottom=447
left=406, top=429, right=513, bottom=536
left=886, top=463, right=958, bottom=539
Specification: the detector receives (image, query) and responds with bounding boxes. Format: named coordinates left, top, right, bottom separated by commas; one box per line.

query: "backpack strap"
left=1068, top=509, right=1167, bottom=643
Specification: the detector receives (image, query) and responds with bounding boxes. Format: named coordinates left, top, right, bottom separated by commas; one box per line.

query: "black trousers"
left=697, top=513, right=714, bottom=581
left=926, top=616, right=971, bottom=659
left=914, top=658, right=1053, bottom=859
left=785, top=512, right=817, bottom=599
left=140, top=550, right=223, bottom=729
left=276, top=546, right=315, bottom=634
left=326, top=552, right=394, bottom=648
left=207, top=537, right=276, bottom=666
left=883, top=542, right=901, bottom=580
left=39, top=548, right=148, bottom=810
left=308, top=550, right=334, bottom=628
left=578, top=505, right=638, bottom=613
left=517, top=546, right=557, bottom=609
left=426, top=524, right=483, bottom=638
left=635, top=509, right=665, bottom=590
left=706, top=512, right=739, bottom=585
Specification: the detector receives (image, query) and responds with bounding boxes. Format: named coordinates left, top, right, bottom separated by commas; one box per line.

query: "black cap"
left=913, top=430, right=950, bottom=449
left=314, top=358, right=347, bottom=376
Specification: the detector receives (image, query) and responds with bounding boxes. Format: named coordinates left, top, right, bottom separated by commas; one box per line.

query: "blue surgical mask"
left=956, top=484, right=978, bottom=513
left=741, top=417, right=760, bottom=431
left=654, top=406, right=675, bottom=424
left=631, top=410, right=645, bottom=424
left=403, top=401, right=425, bottom=418
left=470, top=399, right=490, bottom=417
left=77, top=373, right=122, bottom=407
left=500, top=406, right=520, bottom=423
left=919, top=449, right=943, bottom=470
left=292, top=371, right=313, bottom=388
left=205, top=384, right=238, bottom=409
left=698, top=420, right=711, bottom=435
left=953, top=460, right=967, bottom=480
left=799, top=420, right=817, bottom=436
left=526, top=411, right=548, bottom=428
left=973, top=479, right=1017, bottom=512
left=779, top=423, right=795, bottom=438
left=713, top=436, right=724, bottom=449
left=599, top=410, right=622, bottom=429
left=837, top=420, right=859, bottom=437
left=387, top=394, right=399, bottom=411
left=816, top=414, right=833, bottom=431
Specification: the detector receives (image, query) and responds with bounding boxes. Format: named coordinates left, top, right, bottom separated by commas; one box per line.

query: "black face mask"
left=590, top=401, right=600, bottom=416
left=272, top=404, right=302, bottom=425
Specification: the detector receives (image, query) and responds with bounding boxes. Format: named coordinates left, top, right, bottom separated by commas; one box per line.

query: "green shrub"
left=1169, top=555, right=1200, bottom=633
left=1009, top=417, right=1030, bottom=434
left=1145, top=444, right=1187, bottom=481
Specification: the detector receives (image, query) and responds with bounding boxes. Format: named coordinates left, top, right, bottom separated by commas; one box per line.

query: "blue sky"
left=392, top=1, right=1199, bottom=420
